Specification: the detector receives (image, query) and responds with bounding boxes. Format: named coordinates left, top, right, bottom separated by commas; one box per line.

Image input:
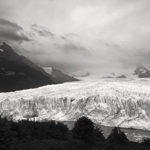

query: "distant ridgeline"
left=134, top=66, right=150, bottom=78
left=0, top=42, right=78, bottom=92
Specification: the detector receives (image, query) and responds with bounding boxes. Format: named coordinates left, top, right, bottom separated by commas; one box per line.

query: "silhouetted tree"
left=142, top=138, right=150, bottom=148
left=93, top=126, right=105, bottom=143
left=107, top=127, right=128, bottom=145
left=1, top=115, right=150, bottom=150
left=0, top=117, right=16, bottom=150
left=72, top=117, right=94, bottom=144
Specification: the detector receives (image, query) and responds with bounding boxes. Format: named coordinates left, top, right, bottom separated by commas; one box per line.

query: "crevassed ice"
left=1, top=79, right=150, bottom=130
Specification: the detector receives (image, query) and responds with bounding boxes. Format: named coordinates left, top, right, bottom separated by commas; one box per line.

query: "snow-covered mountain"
left=70, top=65, right=150, bottom=80
left=72, top=71, right=128, bottom=81
left=134, top=66, right=150, bottom=78
left=0, top=42, right=78, bottom=92
left=1, top=78, right=150, bottom=131
left=71, top=70, right=90, bottom=78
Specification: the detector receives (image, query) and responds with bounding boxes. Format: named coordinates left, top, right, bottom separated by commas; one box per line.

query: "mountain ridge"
left=0, top=42, right=56, bottom=92
left=44, top=67, right=79, bottom=83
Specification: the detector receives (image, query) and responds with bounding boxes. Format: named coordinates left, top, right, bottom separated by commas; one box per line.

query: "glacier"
left=1, top=78, right=150, bottom=131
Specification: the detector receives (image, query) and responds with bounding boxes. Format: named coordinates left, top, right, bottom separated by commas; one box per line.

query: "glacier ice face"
left=1, top=78, right=150, bottom=130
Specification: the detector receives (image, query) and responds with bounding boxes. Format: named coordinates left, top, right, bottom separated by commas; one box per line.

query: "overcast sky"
left=0, top=0, right=150, bottom=74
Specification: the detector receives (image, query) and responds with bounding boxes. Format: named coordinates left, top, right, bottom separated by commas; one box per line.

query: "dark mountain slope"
left=44, top=67, right=79, bottom=83
left=0, top=42, right=56, bottom=92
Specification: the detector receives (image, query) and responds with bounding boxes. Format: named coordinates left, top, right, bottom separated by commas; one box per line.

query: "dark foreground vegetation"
left=0, top=116, right=150, bottom=150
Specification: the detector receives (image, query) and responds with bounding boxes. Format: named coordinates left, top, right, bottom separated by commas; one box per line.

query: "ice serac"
left=1, top=79, right=150, bottom=130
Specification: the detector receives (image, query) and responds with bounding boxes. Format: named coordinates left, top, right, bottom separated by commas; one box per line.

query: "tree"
left=93, top=126, right=105, bottom=143
left=0, top=117, right=16, bottom=150
left=107, top=127, right=128, bottom=145
left=142, top=138, right=150, bottom=148
left=72, top=117, right=94, bottom=144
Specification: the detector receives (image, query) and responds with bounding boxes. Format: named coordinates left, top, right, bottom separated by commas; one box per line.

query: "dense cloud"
left=0, top=18, right=30, bottom=42
left=31, top=24, right=54, bottom=37
left=0, top=0, right=150, bottom=73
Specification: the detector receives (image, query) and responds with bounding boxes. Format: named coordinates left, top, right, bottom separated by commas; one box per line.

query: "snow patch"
left=0, top=49, right=4, bottom=52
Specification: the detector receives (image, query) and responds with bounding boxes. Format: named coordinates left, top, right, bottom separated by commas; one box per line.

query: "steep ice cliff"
left=1, top=79, right=150, bottom=130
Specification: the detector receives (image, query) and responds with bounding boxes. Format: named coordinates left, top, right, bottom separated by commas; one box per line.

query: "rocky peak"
left=134, top=66, right=150, bottom=78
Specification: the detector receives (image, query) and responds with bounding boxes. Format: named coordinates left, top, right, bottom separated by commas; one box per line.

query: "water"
left=63, top=121, right=150, bottom=142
